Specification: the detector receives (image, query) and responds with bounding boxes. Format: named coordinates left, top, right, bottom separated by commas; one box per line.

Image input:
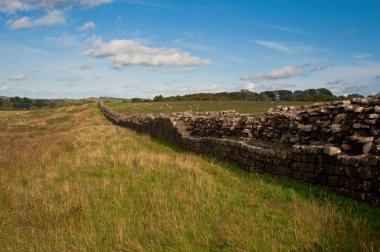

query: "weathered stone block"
left=324, top=146, right=342, bottom=156
left=341, top=143, right=353, bottom=151
left=297, top=124, right=313, bottom=132
left=331, top=124, right=350, bottom=133
left=368, top=113, right=379, bottom=119
left=357, top=136, right=374, bottom=143
left=353, top=123, right=370, bottom=129
left=363, top=142, right=373, bottom=154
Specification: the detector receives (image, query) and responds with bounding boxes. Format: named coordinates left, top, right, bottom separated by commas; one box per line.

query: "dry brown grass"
left=0, top=103, right=379, bottom=251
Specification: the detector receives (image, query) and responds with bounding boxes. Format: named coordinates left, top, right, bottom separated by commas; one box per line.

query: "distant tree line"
left=149, top=88, right=364, bottom=102
left=6, top=96, right=50, bottom=109
left=0, top=96, right=87, bottom=110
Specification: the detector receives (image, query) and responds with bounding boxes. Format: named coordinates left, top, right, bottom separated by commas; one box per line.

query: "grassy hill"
left=0, top=102, right=379, bottom=251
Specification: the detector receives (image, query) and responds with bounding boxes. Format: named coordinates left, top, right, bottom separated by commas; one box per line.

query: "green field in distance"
left=107, top=100, right=315, bottom=115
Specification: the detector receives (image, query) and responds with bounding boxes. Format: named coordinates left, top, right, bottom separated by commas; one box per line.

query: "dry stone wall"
left=99, top=99, right=380, bottom=205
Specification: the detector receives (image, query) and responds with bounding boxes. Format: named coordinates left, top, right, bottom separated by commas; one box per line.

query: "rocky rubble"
left=175, top=98, right=380, bottom=156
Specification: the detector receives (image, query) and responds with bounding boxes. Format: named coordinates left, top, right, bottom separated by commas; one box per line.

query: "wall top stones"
left=101, top=98, right=380, bottom=157
left=174, top=98, right=380, bottom=156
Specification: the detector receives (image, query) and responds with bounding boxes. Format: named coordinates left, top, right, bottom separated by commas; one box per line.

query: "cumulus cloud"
left=0, top=0, right=112, bottom=13
left=7, top=10, right=65, bottom=29
left=241, top=66, right=305, bottom=82
left=242, top=63, right=328, bottom=83
left=8, top=73, right=28, bottom=81
left=0, top=85, right=8, bottom=92
left=246, top=82, right=256, bottom=91
left=254, top=40, right=291, bottom=53
left=79, top=21, right=96, bottom=31
left=84, top=37, right=211, bottom=69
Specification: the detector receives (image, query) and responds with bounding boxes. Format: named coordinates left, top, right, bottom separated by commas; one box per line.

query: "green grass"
left=107, top=100, right=314, bottom=114
left=0, top=103, right=379, bottom=251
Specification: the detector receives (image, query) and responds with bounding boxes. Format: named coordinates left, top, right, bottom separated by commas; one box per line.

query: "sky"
left=0, top=0, right=379, bottom=99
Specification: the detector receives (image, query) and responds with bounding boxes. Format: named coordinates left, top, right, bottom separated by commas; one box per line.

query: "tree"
left=131, top=98, right=143, bottom=102
left=278, top=90, right=292, bottom=101
left=34, top=99, right=48, bottom=108
left=22, top=97, right=33, bottom=104
left=258, top=94, right=269, bottom=101
left=346, top=94, right=364, bottom=99
left=153, top=95, right=164, bottom=102
left=260, top=91, right=276, bottom=101
left=10, top=96, right=22, bottom=102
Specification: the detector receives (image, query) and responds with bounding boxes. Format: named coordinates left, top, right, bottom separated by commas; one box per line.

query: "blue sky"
left=0, top=0, right=379, bottom=98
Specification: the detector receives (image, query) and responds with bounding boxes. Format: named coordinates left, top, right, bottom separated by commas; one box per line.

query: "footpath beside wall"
left=99, top=100, right=380, bottom=205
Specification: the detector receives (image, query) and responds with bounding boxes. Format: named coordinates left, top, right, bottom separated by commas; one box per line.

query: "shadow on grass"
left=146, top=136, right=380, bottom=230
left=150, top=137, right=184, bottom=154
left=210, top=157, right=380, bottom=230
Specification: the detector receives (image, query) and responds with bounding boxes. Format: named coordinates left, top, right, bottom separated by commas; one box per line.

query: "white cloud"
left=79, top=21, right=96, bottom=31
left=354, top=53, right=373, bottom=59
left=242, top=63, right=329, bottom=84
left=0, top=85, right=8, bottom=92
left=8, top=73, right=28, bottom=81
left=254, top=40, right=326, bottom=54
left=0, top=0, right=112, bottom=13
left=7, top=10, right=65, bottom=29
left=84, top=37, right=211, bottom=69
left=254, top=40, right=291, bottom=53
left=246, top=82, right=256, bottom=91
left=6, top=16, right=31, bottom=29
left=241, top=66, right=305, bottom=82
left=160, top=67, right=195, bottom=74
left=78, top=0, right=112, bottom=6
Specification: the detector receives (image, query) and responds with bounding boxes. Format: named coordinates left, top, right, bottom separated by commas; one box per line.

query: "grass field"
left=108, top=100, right=314, bottom=115
left=1, top=103, right=380, bottom=251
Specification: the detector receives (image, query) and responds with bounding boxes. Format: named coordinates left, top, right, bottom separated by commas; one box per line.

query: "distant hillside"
left=152, top=88, right=364, bottom=102
left=98, top=96, right=131, bottom=102
left=0, top=96, right=88, bottom=110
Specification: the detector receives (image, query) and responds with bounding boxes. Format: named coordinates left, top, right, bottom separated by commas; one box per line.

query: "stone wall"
left=99, top=99, right=380, bottom=205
